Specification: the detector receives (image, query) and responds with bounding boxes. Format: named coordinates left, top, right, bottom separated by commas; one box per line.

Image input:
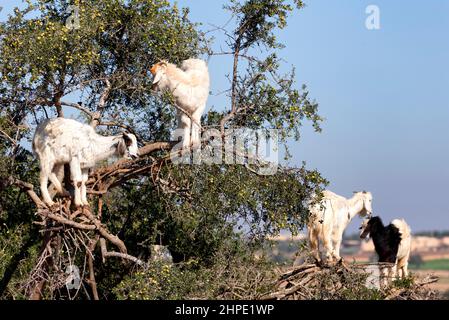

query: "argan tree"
left=0, top=0, right=325, bottom=300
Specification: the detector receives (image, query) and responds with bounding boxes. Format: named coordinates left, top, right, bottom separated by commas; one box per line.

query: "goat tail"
left=392, top=219, right=411, bottom=239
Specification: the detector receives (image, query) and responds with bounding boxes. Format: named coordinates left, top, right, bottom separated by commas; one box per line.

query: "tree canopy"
left=0, top=0, right=326, bottom=299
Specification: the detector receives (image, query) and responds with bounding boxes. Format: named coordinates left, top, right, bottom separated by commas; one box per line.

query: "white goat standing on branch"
left=33, top=118, right=139, bottom=207
left=150, top=58, right=210, bottom=149
left=308, top=190, right=373, bottom=263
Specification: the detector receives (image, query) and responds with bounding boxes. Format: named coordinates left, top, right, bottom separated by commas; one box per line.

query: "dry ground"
left=412, top=270, right=449, bottom=297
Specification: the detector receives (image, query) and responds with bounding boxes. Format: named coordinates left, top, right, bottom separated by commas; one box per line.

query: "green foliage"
left=225, top=0, right=305, bottom=50
left=206, top=0, right=323, bottom=158
left=0, top=116, right=40, bottom=299
left=392, top=275, right=414, bottom=289
left=114, top=261, right=197, bottom=300
left=0, top=0, right=205, bottom=139
left=0, top=224, right=40, bottom=299
left=114, top=241, right=277, bottom=300
left=0, top=225, right=29, bottom=277
left=338, top=285, right=383, bottom=300
left=0, top=0, right=327, bottom=299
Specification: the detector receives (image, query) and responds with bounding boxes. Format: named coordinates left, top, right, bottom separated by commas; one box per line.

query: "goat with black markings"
left=33, top=118, right=139, bottom=207
left=360, top=216, right=412, bottom=286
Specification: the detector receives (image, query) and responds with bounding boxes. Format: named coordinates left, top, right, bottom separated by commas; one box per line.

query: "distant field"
left=410, top=259, right=449, bottom=271
left=413, top=270, right=449, bottom=297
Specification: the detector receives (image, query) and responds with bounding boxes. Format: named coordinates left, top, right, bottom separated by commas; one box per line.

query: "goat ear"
left=122, top=133, right=133, bottom=147
left=152, top=69, right=164, bottom=84
left=150, top=61, right=166, bottom=75
left=116, top=139, right=127, bottom=155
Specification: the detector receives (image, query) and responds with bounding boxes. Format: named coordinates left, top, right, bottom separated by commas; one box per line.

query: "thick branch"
left=102, top=251, right=145, bottom=266
left=88, top=141, right=175, bottom=184
left=0, top=191, right=129, bottom=255
left=53, top=91, right=64, bottom=118
left=6, top=177, right=45, bottom=207
left=45, top=212, right=95, bottom=230
left=91, top=79, right=111, bottom=128
left=138, top=141, right=174, bottom=156
left=80, top=209, right=127, bottom=254
left=100, top=239, right=145, bottom=266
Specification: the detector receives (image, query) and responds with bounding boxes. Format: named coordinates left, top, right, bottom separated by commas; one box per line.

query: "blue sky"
left=172, top=0, right=449, bottom=234
left=1, top=1, right=448, bottom=233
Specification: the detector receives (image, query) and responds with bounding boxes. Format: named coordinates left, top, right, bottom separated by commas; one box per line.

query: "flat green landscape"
left=410, top=259, right=449, bottom=270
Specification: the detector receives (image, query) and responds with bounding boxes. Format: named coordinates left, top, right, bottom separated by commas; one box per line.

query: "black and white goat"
left=33, top=118, right=139, bottom=207
left=360, top=216, right=412, bottom=286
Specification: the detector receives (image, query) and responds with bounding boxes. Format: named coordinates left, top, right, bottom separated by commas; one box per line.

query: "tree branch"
left=91, top=79, right=111, bottom=128
left=60, top=101, right=99, bottom=121
left=5, top=177, right=45, bottom=207
left=219, top=20, right=249, bottom=133
left=53, top=90, right=64, bottom=118
left=102, top=251, right=145, bottom=266
left=87, top=235, right=100, bottom=300
left=220, top=45, right=241, bottom=133
left=0, top=129, right=17, bottom=146
left=100, top=238, right=145, bottom=266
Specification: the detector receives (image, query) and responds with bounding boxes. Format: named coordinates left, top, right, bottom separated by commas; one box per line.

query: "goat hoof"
left=324, top=259, right=336, bottom=268
left=314, top=259, right=323, bottom=267
left=44, top=202, right=54, bottom=208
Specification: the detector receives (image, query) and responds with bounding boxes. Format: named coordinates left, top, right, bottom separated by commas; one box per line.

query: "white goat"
left=308, top=190, right=373, bottom=263
left=33, top=118, right=139, bottom=207
left=150, top=58, right=210, bottom=149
